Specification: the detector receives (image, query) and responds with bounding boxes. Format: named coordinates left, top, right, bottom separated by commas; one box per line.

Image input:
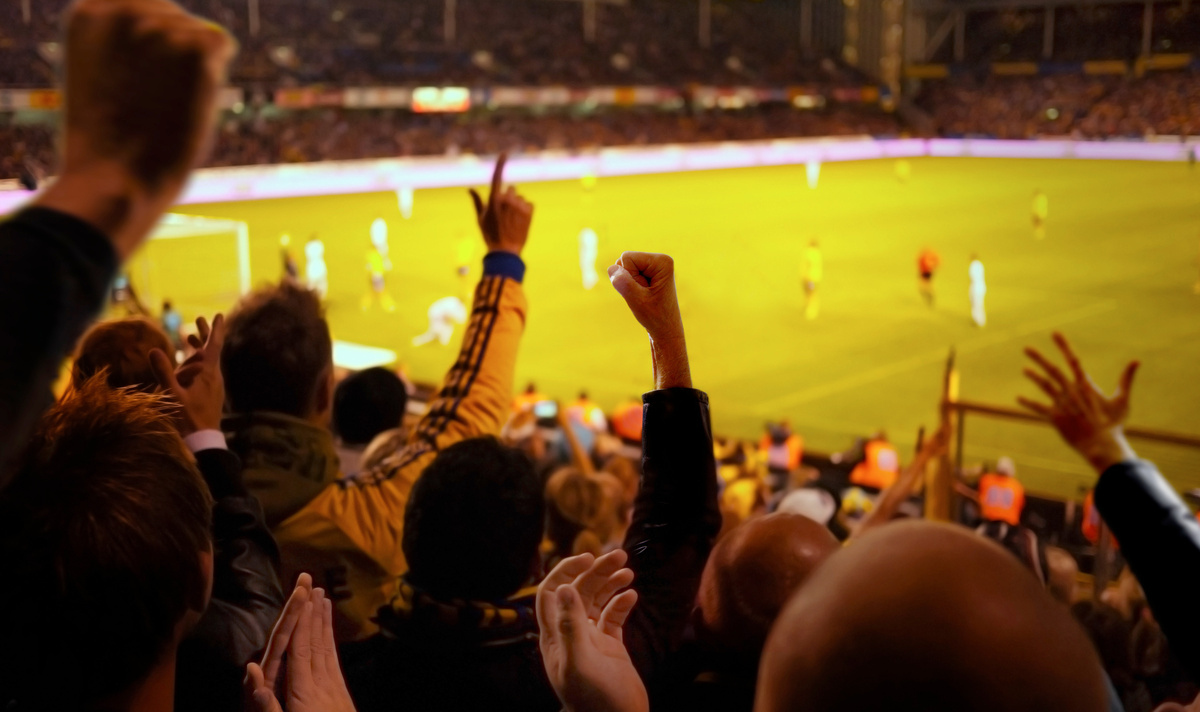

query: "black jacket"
left=1094, top=459, right=1200, bottom=677
left=0, top=208, right=117, bottom=491
left=344, top=387, right=721, bottom=712
left=176, top=448, right=286, bottom=712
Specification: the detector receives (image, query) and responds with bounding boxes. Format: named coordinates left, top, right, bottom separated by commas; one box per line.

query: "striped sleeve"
left=354, top=274, right=527, bottom=486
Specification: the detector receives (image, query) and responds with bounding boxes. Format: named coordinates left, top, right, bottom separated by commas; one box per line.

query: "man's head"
left=222, top=281, right=333, bottom=420
left=996, top=456, right=1016, bottom=477
left=403, top=438, right=544, bottom=601
left=72, top=316, right=174, bottom=394
left=333, top=367, right=408, bottom=446
left=696, top=513, right=838, bottom=664
left=756, top=521, right=1106, bottom=712
left=0, top=378, right=213, bottom=708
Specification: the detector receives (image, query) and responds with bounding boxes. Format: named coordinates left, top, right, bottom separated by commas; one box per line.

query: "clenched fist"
left=37, top=0, right=235, bottom=259
left=608, top=252, right=691, bottom=390
left=470, top=154, right=534, bottom=256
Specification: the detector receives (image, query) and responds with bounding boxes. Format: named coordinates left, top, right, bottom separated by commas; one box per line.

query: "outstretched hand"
left=150, top=314, right=226, bottom=437
left=537, top=552, right=647, bottom=712
left=36, top=0, right=235, bottom=260
left=608, top=252, right=691, bottom=390
left=469, top=154, right=534, bottom=256
left=1018, top=332, right=1139, bottom=473
left=245, top=574, right=357, bottom=712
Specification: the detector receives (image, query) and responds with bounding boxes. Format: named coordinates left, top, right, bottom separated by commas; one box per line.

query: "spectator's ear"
left=314, top=365, right=334, bottom=420
left=186, top=548, right=215, bottom=622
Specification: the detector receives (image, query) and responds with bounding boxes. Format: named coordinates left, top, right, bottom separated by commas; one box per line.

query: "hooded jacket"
left=232, top=255, right=528, bottom=642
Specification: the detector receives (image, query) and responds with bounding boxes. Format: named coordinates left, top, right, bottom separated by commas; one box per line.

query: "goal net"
left=124, top=213, right=250, bottom=317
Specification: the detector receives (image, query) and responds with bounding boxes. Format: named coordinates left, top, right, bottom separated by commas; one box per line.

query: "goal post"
left=124, top=212, right=250, bottom=318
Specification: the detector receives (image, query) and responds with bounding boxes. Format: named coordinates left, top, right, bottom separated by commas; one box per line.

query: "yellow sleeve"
left=303, top=275, right=527, bottom=579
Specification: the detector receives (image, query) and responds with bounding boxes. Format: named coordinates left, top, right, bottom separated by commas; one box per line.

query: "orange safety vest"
left=759, top=433, right=804, bottom=472
left=978, top=473, right=1025, bottom=526
left=612, top=400, right=643, bottom=443
left=511, top=390, right=546, bottom=414
left=566, top=399, right=605, bottom=431
left=1082, top=490, right=1120, bottom=550
left=850, top=440, right=900, bottom=490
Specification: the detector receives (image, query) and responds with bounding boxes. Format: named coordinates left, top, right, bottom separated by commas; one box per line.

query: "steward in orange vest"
left=978, top=457, right=1025, bottom=526
left=850, top=433, right=900, bottom=491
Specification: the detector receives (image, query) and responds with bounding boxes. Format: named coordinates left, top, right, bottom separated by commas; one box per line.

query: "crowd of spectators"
left=0, top=0, right=864, bottom=88
left=917, top=70, right=1200, bottom=139
left=4, top=3, right=1200, bottom=712
left=0, top=105, right=902, bottom=179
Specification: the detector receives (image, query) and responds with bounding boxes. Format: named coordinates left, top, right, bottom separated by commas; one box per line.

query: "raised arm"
left=607, top=252, right=721, bottom=685
left=401, top=155, right=533, bottom=458
left=1020, top=332, right=1200, bottom=674
left=0, top=0, right=233, bottom=488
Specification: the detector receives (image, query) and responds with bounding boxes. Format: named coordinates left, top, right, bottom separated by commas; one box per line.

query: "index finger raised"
left=490, top=153, right=508, bottom=200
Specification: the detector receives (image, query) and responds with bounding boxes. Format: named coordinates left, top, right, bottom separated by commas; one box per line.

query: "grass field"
left=149, top=156, right=1200, bottom=500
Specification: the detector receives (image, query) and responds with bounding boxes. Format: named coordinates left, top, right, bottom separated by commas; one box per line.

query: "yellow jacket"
left=274, top=274, right=526, bottom=642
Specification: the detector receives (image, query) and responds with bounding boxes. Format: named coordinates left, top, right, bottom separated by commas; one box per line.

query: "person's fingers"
left=608, top=264, right=643, bottom=301
left=296, top=571, right=313, bottom=591
left=1017, top=396, right=1053, bottom=418
left=598, top=589, right=639, bottom=641
left=195, top=315, right=211, bottom=344
left=1023, top=367, right=1061, bottom=401
left=554, top=585, right=588, bottom=661
left=589, top=568, right=635, bottom=615
left=149, top=348, right=183, bottom=395
left=288, top=600, right=315, bottom=692
left=538, top=553, right=596, bottom=631
left=468, top=188, right=485, bottom=221
left=321, top=598, right=345, bottom=686
left=572, top=549, right=628, bottom=612
left=490, top=153, right=508, bottom=199
left=206, top=313, right=226, bottom=356
left=187, top=333, right=203, bottom=350
left=1052, top=332, right=1088, bottom=385
left=1116, top=361, right=1140, bottom=402
left=261, top=583, right=310, bottom=689
left=617, top=253, right=655, bottom=288
left=1024, top=347, right=1069, bottom=391
left=244, top=663, right=282, bottom=712
left=309, top=588, right=329, bottom=683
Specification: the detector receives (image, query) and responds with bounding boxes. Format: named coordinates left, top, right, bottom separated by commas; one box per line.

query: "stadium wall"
left=2, top=137, right=1198, bottom=212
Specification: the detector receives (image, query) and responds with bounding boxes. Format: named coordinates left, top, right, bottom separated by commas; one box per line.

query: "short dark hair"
left=334, top=367, right=407, bottom=445
left=0, top=378, right=212, bottom=707
left=403, top=438, right=544, bottom=601
left=72, top=317, right=173, bottom=394
left=222, top=281, right=332, bottom=416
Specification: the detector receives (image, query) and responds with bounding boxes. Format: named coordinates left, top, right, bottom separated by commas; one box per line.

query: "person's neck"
left=97, top=650, right=176, bottom=712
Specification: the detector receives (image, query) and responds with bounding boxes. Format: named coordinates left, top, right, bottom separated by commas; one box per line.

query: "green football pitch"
left=161, top=156, right=1200, bottom=500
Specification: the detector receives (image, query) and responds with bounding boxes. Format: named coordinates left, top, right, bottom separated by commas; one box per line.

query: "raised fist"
left=607, top=252, right=684, bottom=344
left=63, top=0, right=235, bottom=193
left=470, top=154, right=534, bottom=256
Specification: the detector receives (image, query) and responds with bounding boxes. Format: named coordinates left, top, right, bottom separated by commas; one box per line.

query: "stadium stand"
left=3, top=1, right=1200, bottom=712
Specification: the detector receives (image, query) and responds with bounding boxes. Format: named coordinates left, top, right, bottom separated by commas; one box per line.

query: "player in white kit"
left=579, top=227, right=599, bottom=290
left=305, top=237, right=328, bottom=299
left=412, top=295, right=469, bottom=346
left=969, top=254, right=987, bottom=327
left=806, top=159, right=821, bottom=189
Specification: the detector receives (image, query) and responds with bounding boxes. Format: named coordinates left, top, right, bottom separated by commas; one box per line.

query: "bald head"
left=696, top=513, right=839, bottom=661
left=756, top=521, right=1106, bottom=712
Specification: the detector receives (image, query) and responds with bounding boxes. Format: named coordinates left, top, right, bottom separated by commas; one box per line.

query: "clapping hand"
left=245, top=574, right=357, bottom=712
left=470, top=154, right=534, bottom=256
left=537, top=551, right=648, bottom=712
left=1018, top=332, right=1139, bottom=473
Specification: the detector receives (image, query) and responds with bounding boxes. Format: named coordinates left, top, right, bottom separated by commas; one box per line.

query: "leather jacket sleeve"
left=1094, top=458, right=1200, bottom=676
left=175, top=448, right=285, bottom=712
left=622, top=388, right=722, bottom=686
